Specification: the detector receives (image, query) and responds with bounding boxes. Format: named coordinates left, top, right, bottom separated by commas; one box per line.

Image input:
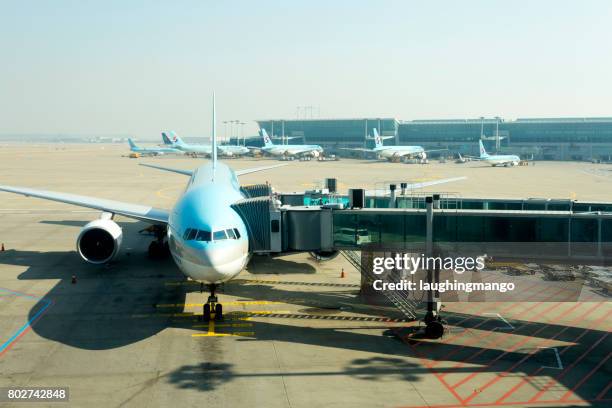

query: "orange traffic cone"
left=340, top=268, right=345, bottom=278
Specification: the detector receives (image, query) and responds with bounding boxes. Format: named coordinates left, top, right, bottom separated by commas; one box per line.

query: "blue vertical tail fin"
left=479, top=140, right=489, bottom=158
left=161, top=132, right=173, bottom=145
left=166, top=131, right=185, bottom=146
left=128, top=138, right=138, bottom=149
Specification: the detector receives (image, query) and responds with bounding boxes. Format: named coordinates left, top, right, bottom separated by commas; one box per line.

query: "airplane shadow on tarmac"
left=1, top=219, right=186, bottom=350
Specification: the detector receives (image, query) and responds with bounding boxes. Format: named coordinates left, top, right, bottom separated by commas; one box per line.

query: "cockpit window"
left=196, top=230, right=211, bottom=241
left=187, top=229, right=197, bottom=241
left=213, top=230, right=228, bottom=241
left=183, top=228, right=192, bottom=240
left=226, top=228, right=236, bottom=239
left=233, top=228, right=241, bottom=239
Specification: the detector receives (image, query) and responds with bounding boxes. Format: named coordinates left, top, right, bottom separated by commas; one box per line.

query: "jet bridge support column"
left=424, top=195, right=444, bottom=338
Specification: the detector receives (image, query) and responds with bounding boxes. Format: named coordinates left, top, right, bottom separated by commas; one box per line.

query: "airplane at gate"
left=162, top=131, right=249, bottom=157
left=344, top=129, right=444, bottom=161
left=477, top=140, right=521, bottom=167
left=127, top=138, right=183, bottom=156
left=258, top=129, right=323, bottom=158
left=0, top=94, right=466, bottom=321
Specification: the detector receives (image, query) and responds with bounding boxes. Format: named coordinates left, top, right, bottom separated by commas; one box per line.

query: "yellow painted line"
left=234, top=310, right=291, bottom=314
left=155, top=300, right=283, bottom=308
left=193, top=323, right=253, bottom=328
left=130, top=312, right=195, bottom=318
left=191, top=332, right=255, bottom=337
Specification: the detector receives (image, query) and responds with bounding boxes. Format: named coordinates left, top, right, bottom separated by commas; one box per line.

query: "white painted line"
left=483, top=312, right=515, bottom=330
left=538, top=347, right=563, bottom=369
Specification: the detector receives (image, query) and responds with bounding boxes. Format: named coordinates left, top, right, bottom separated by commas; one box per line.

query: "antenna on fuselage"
left=212, top=92, right=217, bottom=181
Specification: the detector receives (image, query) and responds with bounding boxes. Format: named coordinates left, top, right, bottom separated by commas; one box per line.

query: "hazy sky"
left=1, top=1, right=611, bottom=139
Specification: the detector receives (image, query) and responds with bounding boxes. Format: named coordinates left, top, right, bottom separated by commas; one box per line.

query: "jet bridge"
left=234, top=193, right=612, bottom=260
left=233, top=190, right=612, bottom=335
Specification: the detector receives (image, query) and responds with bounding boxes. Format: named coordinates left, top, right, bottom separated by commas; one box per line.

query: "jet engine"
left=76, top=219, right=123, bottom=264
left=311, top=150, right=320, bottom=158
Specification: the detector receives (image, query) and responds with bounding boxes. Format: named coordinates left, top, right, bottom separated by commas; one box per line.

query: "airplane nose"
left=181, top=240, right=248, bottom=283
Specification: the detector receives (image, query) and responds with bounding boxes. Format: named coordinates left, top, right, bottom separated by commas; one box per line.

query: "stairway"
left=340, top=250, right=419, bottom=320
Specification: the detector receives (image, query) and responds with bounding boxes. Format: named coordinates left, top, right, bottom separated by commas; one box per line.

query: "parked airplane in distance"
left=127, top=138, right=183, bottom=156
left=344, top=129, right=444, bottom=161
left=162, top=131, right=249, bottom=157
left=258, top=129, right=323, bottom=158
left=477, top=140, right=520, bottom=167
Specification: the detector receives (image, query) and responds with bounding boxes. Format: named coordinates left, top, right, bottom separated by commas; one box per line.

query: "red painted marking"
left=529, top=331, right=610, bottom=402
left=426, top=301, right=536, bottom=369
left=0, top=299, right=53, bottom=358
left=561, top=351, right=612, bottom=401
left=495, top=304, right=609, bottom=403
left=428, top=280, right=569, bottom=363
left=398, top=397, right=612, bottom=408
left=596, top=380, right=612, bottom=400
left=468, top=302, right=590, bottom=401
left=440, top=294, right=569, bottom=383
left=450, top=300, right=570, bottom=391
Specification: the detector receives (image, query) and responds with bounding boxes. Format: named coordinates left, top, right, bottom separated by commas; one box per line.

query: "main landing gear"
left=202, top=283, right=223, bottom=321
left=143, top=225, right=170, bottom=259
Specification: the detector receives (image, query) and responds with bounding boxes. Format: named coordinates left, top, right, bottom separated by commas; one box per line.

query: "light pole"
left=495, top=116, right=500, bottom=153
left=240, top=122, right=246, bottom=146
left=223, top=121, right=229, bottom=143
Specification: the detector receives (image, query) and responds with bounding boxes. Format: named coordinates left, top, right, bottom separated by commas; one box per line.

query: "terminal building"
left=252, top=117, right=612, bottom=161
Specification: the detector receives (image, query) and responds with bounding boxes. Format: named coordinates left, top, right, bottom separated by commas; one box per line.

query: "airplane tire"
left=214, top=304, right=223, bottom=321
left=203, top=304, right=211, bottom=321
left=425, top=321, right=444, bottom=339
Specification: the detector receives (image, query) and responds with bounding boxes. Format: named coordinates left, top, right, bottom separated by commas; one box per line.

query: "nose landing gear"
left=202, top=284, right=223, bottom=321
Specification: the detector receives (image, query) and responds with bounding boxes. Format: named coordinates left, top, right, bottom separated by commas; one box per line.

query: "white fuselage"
left=374, top=146, right=426, bottom=159
left=263, top=144, right=323, bottom=157
left=167, top=162, right=250, bottom=284
left=482, top=155, right=521, bottom=166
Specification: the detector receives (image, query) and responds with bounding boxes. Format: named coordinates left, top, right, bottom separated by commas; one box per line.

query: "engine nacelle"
left=309, top=250, right=339, bottom=261
left=311, top=150, right=320, bottom=158
left=76, top=219, right=123, bottom=264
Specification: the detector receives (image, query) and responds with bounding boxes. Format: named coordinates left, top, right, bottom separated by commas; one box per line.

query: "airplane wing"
left=0, top=185, right=169, bottom=224
left=235, top=163, right=288, bottom=176
left=365, top=176, right=467, bottom=196
left=139, top=163, right=287, bottom=177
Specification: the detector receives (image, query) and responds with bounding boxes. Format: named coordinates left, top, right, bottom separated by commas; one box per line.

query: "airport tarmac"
left=0, top=143, right=611, bottom=407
